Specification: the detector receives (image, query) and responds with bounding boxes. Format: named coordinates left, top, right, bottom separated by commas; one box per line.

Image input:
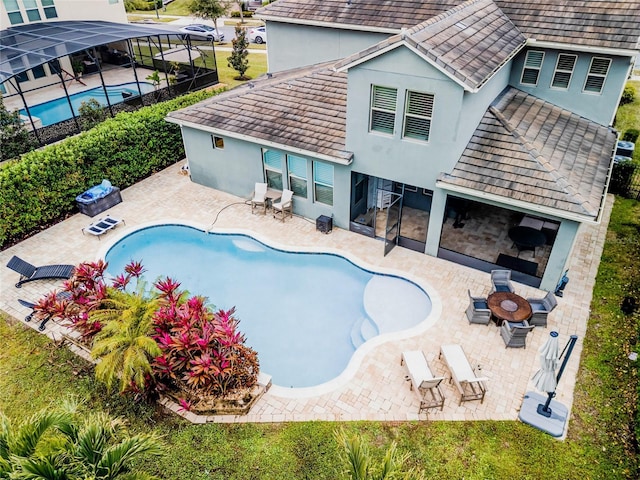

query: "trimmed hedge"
left=0, top=89, right=219, bottom=249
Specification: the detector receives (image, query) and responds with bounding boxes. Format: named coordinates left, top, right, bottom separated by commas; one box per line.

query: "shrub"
left=78, top=98, right=107, bottom=130
left=0, top=88, right=220, bottom=248
left=622, top=128, right=639, bottom=143
left=609, top=159, right=638, bottom=197
left=620, top=85, right=636, bottom=106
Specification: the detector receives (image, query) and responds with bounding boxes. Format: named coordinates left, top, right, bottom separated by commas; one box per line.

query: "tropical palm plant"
left=1, top=402, right=163, bottom=480
left=334, top=428, right=425, bottom=480
left=90, top=285, right=161, bottom=394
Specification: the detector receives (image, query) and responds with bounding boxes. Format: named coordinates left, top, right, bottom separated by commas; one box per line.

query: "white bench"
left=401, top=351, right=445, bottom=412
left=439, top=344, right=488, bottom=405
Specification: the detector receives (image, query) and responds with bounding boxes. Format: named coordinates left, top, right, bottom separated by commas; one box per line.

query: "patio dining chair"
left=526, top=291, right=557, bottom=327
left=489, top=269, right=515, bottom=294
left=465, top=289, right=491, bottom=325
left=500, top=320, right=535, bottom=348
left=272, top=189, right=293, bottom=222
left=251, top=182, right=268, bottom=214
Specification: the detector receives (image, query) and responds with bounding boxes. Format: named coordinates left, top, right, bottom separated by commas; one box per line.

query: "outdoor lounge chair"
left=500, top=320, right=535, bottom=348
left=82, top=215, right=125, bottom=239
left=439, top=344, right=488, bottom=404
left=489, top=269, right=515, bottom=294
left=251, top=182, right=268, bottom=214
left=6, top=256, right=75, bottom=288
left=466, top=289, right=491, bottom=325
left=272, top=189, right=293, bottom=222
left=401, top=351, right=445, bottom=413
left=18, top=291, right=72, bottom=331
left=526, top=291, right=557, bottom=327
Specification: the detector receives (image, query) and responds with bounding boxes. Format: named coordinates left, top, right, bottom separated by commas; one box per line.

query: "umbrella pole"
left=537, top=334, right=578, bottom=417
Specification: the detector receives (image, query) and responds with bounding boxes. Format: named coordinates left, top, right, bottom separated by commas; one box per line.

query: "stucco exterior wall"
left=0, top=0, right=127, bottom=27
left=509, top=47, right=631, bottom=126
left=344, top=46, right=510, bottom=191
left=181, top=126, right=348, bottom=227
left=264, top=21, right=391, bottom=72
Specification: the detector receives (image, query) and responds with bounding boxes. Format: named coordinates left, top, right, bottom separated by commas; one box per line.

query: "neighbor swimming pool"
left=21, top=82, right=155, bottom=127
left=105, top=225, right=432, bottom=389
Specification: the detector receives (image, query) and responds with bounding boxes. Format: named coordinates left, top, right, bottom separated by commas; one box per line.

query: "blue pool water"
left=21, top=82, right=154, bottom=127
left=105, top=225, right=432, bottom=388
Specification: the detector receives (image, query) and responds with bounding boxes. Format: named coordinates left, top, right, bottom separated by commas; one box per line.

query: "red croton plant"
left=35, top=260, right=259, bottom=403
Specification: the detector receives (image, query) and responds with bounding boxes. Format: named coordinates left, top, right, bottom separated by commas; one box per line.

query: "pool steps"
left=350, top=316, right=379, bottom=349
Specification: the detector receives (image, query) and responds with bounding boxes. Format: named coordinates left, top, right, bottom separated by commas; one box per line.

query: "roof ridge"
left=404, top=0, right=488, bottom=36
left=488, top=104, right=592, bottom=211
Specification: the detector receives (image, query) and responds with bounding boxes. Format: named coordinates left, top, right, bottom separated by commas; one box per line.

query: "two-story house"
left=166, top=0, right=640, bottom=292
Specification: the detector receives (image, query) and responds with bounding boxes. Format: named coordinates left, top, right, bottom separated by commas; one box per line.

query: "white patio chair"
left=251, top=182, right=268, bottom=214
left=272, top=189, right=293, bottom=222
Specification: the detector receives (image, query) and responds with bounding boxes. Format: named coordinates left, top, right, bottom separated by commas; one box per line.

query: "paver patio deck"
left=0, top=160, right=610, bottom=426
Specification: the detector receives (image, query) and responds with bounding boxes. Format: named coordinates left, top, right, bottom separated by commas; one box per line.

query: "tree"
left=90, top=283, right=161, bottom=394
left=334, top=428, right=425, bottom=480
left=0, top=402, right=164, bottom=479
left=0, top=96, right=37, bottom=161
left=227, top=24, right=250, bottom=80
left=78, top=98, right=107, bottom=130
left=188, top=0, right=232, bottom=35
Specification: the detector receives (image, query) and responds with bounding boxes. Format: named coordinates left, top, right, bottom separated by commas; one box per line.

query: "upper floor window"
left=262, top=149, right=283, bottom=190
left=520, top=50, right=544, bottom=86
left=211, top=135, right=224, bottom=149
left=23, top=0, right=41, bottom=21
left=41, top=0, right=57, bottom=19
left=402, top=91, right=434, bottom=142
left=583, top=57, right=610, bottom=94
left=551, top=54, right=577, bottom=89
left=3, top=0, right=24, bottom=24
left=287, top=154, right=308, bottom=199
left=370, top=85, right=397, bottom=135
left=313, top=161, right=333, bottom=206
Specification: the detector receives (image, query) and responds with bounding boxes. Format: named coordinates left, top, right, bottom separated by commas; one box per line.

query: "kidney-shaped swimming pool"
left=105, top=224, right=432, bottom=389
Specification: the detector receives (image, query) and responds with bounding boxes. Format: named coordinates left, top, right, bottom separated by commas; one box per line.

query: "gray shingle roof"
left=494, top=0, right=640, bottom=51
left=166, top=64, right=351, bottom=162
left=335, top=0, right=526, bottom=90
left=259, top=0, right=640, bottom=51
left=438, top=88, right=616, bottom=219
left=258, top=0, right=459, bottom=31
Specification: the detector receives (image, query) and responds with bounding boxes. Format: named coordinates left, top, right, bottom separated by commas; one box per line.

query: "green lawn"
left=1, top=195, right=638, bottom=479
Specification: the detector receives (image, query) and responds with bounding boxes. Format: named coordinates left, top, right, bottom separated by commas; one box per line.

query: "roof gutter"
left=256, top=15, right=400, bottom=34
left=527, top=39, right=639, bottom=58
left=434, top=180, right=600, bottom=224
left=166, top=117, right=353, bottom=166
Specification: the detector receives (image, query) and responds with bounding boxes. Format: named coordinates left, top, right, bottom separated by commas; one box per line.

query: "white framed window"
left=287, top=154, right=307, bottom=198
left=520, top=50, right=544, bottom=86
left=41, top=0, right=57, bottom=19
left=313, top=161, right=333, bottom=206
left=262, top=149, right=283, bottom=190
left=23, top=0, right=41, bottom=21
left=211, top=135, right=224, bottom=149
left=3, top=0, right=24, bottom=24
left=551, top=54, right=577, bottom=89
left=402, top=91, right=434, bottom=142
left=583, top=57, right=611, bottom=94
left=370, top=85, right=397, bottom=135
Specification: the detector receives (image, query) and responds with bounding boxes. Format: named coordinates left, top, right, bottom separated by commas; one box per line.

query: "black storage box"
left=316, top=215, right=332, bottom=234
left=77, top=187, right=122, bottom=217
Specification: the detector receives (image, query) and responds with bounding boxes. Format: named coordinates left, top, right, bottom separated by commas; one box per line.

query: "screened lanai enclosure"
left=0, top=20, right=220, bottom=145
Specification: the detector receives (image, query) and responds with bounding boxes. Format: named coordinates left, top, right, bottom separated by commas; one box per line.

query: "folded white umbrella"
left=532, top=331, right=560, bottom=393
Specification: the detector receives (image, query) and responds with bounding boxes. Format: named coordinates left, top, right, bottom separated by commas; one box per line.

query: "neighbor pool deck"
left=0, top=161, right=609, bottom=426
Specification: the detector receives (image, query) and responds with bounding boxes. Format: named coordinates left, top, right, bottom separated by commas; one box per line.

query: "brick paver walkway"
left=0, top=161, right=610, bottom=426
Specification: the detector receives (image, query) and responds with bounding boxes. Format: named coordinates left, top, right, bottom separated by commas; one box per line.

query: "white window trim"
left=550, top=53, right=577, bottom=90
left=582, top=56, right=611, bottom=95
left=402, top=90, right=434, bottom=143
left=520, top=50, right=545, bottom=86
left=211, top=135, right=224, bottom=149
left=369, top=85, right=397, bottom=136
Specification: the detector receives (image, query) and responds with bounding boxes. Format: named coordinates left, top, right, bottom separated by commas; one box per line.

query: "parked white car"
left=248, top=26, right=266, bottom=44
left=179, top=24, right=224, bottom=42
